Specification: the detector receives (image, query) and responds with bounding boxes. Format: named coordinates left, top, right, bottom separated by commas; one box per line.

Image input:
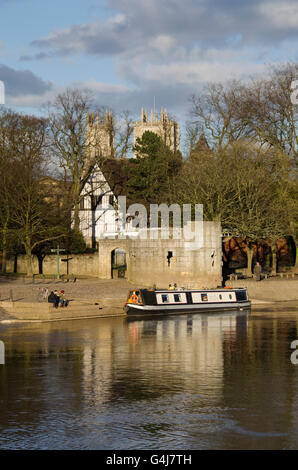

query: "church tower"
left=133, top=106, right=180, bottom=156
left=87, top=109, right=115, bottom=160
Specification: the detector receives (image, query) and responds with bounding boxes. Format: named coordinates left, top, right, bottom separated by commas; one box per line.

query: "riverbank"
left=0, top=277, right=297, bottom=323
left=0, top=278, right=133, bottom=322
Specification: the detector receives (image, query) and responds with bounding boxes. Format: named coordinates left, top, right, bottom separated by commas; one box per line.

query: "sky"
left=0, top=0, right=297, bottom=141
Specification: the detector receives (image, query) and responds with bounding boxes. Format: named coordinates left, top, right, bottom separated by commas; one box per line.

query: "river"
left=0, top=302, right=298, bottom=450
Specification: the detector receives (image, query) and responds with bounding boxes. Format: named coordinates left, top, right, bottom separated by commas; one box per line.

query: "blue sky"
left=0, top=0, right=297, bottom=140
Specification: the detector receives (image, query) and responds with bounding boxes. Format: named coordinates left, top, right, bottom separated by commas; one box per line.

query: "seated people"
left=59, top=290, right=68, bottom=307
left=48, top=291, right=59, bottom=308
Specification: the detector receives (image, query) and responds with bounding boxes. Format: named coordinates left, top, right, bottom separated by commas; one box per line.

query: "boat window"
left=229, top=294, right=232, bottom=299
left=219, top=294, right=222, bottom=300
left=161, top=294, right=169, bottom=303
left=174, top=294, right=181, bottom=302
left=201, top=293, right=208, bottom=302
left=236, top=290, right=247, bottom=301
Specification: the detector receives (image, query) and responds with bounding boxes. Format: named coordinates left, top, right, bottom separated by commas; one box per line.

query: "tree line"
left=0, top=63, right=297, bottom=275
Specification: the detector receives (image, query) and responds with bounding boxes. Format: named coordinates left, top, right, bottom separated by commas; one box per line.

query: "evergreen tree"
left=127, top=131, right=182, bottom=209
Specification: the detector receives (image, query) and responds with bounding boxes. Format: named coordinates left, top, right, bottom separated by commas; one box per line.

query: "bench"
left=61, top=274, right=77, bottom=283
left=277, top=272, right=296, bottom=279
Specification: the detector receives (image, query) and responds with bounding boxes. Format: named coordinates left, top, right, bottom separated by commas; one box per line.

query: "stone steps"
left=0, top=300, right=125, bottom=322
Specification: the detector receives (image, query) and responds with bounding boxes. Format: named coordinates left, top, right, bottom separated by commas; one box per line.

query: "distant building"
left=133, top=107, right=180, bottom=156
left=86, top=109, right=115, bottom=159
left=78, top=106, right=180, bottom=245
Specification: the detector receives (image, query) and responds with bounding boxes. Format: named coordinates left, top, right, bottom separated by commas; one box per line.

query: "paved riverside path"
left=0, top=278, right=140, bottom=322
left=226, top=278, right=298, bottom=302
left=0, top=278, right=135, bottom=304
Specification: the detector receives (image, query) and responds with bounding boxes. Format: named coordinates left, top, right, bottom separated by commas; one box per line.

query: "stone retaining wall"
left=5, top=253, right=99, bottom=277
left=226, top=279, right=298, bottom=301
left=0, top=298, right=125, bottom=322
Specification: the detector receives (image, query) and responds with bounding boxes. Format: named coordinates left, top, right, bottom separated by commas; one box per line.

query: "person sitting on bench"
left=59, top=290, right=68, bottom=307
left=48, top=291, right=59, bottom=308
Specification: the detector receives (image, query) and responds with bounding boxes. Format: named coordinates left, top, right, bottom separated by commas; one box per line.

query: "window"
left=79, top=198, right=84, bottom=210
left=201, top=293, right=208, bottom=302
left=174, top=294, right=181, bottom=302
left=109, top=195, right=114, bottom=207
left=91, top=194, right=102, bottom=209
left=229, top=294, right=232, bottom=299
left=219, top=294, right=222, bottom=300
left=167, top=251, right=173, bottom=266
left=161, top=294, right=169, bottom=303
left=236, top=290, right=247, bottom=301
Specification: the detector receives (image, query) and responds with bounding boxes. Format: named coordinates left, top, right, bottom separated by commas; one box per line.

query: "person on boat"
left=254, top=262, right=262, bottom=281
left=168, top=284, right=174, bottom=290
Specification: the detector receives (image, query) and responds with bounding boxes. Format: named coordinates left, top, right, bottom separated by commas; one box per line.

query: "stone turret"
left=87, top=109, right=115, bottom=159
left=133, top=106, right=180, bottom=156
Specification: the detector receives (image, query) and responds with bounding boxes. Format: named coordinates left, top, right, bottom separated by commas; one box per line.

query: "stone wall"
left=98, top=221, right=222, bottom=288
left=4, top=222, right=223, bottom=286
left=226, top=278, right=298, bottom=301
left=5, top=253, right=99, bottom=277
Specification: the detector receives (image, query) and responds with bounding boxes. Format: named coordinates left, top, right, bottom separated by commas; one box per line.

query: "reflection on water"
left=0, top=305, right=298, bottom=449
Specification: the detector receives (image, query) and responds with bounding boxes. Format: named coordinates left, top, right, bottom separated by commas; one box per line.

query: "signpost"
left=51, top=245, right=66, bottom=279
left=61, top=256, right=73, bottom=276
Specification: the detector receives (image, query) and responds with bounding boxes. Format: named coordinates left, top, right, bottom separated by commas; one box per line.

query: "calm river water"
left=1, top=303, right=298, bottom=450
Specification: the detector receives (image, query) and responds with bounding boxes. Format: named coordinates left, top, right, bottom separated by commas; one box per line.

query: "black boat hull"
left=125, top=301, right=251, bottom=315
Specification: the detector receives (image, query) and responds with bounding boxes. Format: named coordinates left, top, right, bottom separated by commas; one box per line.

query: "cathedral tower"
left=133, top=107, right=180, bottom=156
left=87, top=109, right=115, bottom=160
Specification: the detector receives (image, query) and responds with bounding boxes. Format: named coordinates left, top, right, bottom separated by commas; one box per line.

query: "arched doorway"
left=111, top=248, right=127, bottom=279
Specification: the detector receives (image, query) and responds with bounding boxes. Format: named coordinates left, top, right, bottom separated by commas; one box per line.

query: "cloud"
left=257, top=1, right=298, bottom=29
left=8, top=0, right=297, bottom=119
left=27, top=14, right=131, bottom=59
left=0, top=64, right=53, bottom=98
left=22, top=0, right=298, bottom=64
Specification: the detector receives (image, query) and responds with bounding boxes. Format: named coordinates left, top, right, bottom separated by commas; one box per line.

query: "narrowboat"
left=124, top=287, right=251, bottom=315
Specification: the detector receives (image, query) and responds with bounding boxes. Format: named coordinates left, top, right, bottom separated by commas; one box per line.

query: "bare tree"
left=191, top=80, right=249, bottom=150
left=238, top=63, right=298, bottom=165
left=114, top=110, right=134, bottom=158
left=47, top=88, right=109, bottom=231
left=2, top=113, right=65, bottom=274
left=177, top=141, right=294, bottom=274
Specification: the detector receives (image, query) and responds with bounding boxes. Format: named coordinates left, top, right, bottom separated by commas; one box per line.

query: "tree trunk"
left=25, top=247, right=33, bottom=276
left=73, top=203, right=80, bottom=231
left=245, top=243, right=254, bottom=277
left=293, top=237, right=298, bottom=272
left=37, top=254, right=45, bottom=274
left=1, top=247, right=7, bottom=273
left=1, top=221, right=8, bottom=273
left=271, top=242, right=277, bottom=275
